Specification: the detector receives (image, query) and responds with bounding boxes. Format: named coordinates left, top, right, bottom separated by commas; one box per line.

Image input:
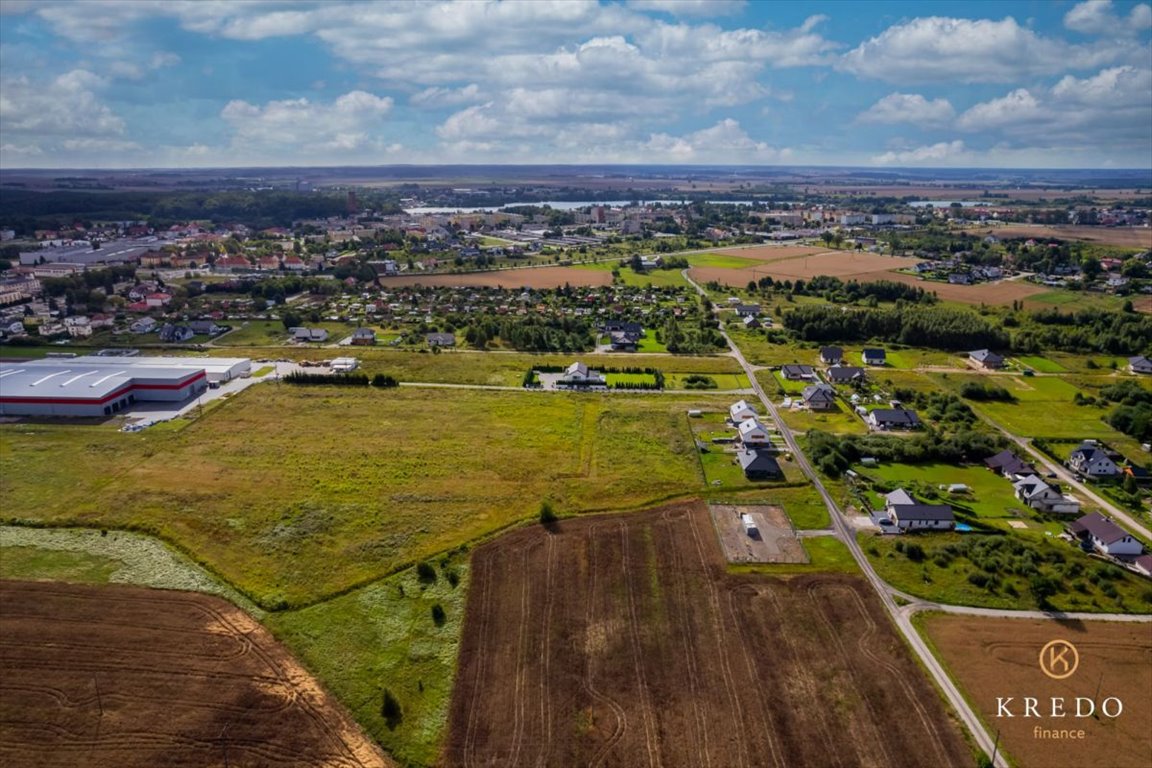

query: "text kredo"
left=996, top=697, right=1123, bottom=718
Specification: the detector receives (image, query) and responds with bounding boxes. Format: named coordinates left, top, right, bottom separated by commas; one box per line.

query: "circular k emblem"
left=1039, top=639, right=1079, bottom=680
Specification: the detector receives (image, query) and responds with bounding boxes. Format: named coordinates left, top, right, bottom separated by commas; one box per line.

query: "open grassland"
left=778, top=402, right=870, bottom=436
left=571, top=260, right=689, bottom=288
left=932, top=372, right=1129, bottom=441
left=213, top=348, right=740, bottom=386
left=0, top=386, right=729, bottom=607
left=0, top=581, right=391, bottom=768
left=1012, top=355, right=1068, bottom=373
left=919, top=614, right=1152, bottom=768
left=1023, top=290, right=1135, bottom=313
left=377, top=265, right=613, bottom=289
left=444, top=502, right=969, bottom=767
left=862, top=531, right=1152, bottom=614
left=267, top=557, right=469, bottom=768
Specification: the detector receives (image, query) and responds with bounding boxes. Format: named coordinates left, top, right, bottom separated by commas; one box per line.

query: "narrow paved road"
left=682, top=269, right=1011, bottom=767
left=977, top=411, right=1152, bottom=542
left=900, top=601, right=1152, bottom=623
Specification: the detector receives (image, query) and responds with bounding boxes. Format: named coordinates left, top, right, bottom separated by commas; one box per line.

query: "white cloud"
left=627, top=0, right=745, bottom=17
left=873, top=140, right=966, bottom=165
left=643, top=118, right=788, bottom=162
left=956, top=66, right=1152, bottom=144
left=220, top=90, right=395, bottom=156
left=0, top=69, right=125, bottom=138
left=1064, top=0, right=1152, bottom=36
left=410, top=84, right=483, bottom=108
left=841, top=16, right=1124, bottom=83
left=857, top=93, right=955, bottom=126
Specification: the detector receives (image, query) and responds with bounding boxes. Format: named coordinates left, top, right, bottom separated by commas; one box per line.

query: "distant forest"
left=0, top=189, right=383, bottom=233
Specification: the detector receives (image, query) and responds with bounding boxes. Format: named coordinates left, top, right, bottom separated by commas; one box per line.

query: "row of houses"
left=727, top=400, right=782, bottom=480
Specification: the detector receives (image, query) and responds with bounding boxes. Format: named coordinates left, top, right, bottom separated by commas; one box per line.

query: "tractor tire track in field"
left=619, top=522, right=661, bottom=768
left=657, top=508, right=710, bottom=768
left=585, top=526, right=628, bottom=768
left=822, top=583, right=952, bottom=768
left=443, top=503, right=973, bottom=768
left=804, top=582, right=893, bottom=768
left=0, top=581, right=389, bottom=768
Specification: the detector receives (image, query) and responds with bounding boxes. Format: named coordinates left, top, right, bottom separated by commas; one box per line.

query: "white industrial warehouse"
left=0, top=356, right=251, bottom=418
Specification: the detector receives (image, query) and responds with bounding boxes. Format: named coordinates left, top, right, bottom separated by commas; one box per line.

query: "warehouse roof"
left=0, top=361, right=201, bottom=403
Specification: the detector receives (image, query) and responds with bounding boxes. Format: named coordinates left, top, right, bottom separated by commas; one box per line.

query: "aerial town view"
left=0, top=1, right=1150, bottom=767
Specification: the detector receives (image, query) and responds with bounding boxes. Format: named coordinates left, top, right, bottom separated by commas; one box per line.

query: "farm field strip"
left=0, top=581, right=391, bottom=768
left=443, top=502, right=971, bottom=767
left=919, top=614, right=1152, bottom=768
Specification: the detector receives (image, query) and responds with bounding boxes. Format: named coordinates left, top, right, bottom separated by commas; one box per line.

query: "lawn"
left=731, top=535, right=857, bottom=574
left=666, top=372, right=749, bottom=391
left=861, top=462, right=1059, bottom=533
left=777, top=404, right=869, bottom=435
left=266, top=557, right=469, bottom=767
left=769, top=370, right=811, bottom=394
left=0, top=386, right=731, bottom=607
left=861, top=531, right=1152, bottom=613
left=686, top=252, right=762, bottom=269
left=1011, top=355, right=1066, bottom=373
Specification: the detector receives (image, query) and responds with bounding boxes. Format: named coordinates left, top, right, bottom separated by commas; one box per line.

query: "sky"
left=0, top=0, right=1150, bottom=169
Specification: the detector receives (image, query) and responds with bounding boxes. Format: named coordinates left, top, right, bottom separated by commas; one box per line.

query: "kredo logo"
left=1038, top=639, right=1079, bottom=680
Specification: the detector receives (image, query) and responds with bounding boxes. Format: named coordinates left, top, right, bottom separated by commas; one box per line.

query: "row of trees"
left=783, top=304, right=1009, bottom=350
left=1100, top=381, right=1152, bottom=442
left=808, top=428, right=1006, bottom=478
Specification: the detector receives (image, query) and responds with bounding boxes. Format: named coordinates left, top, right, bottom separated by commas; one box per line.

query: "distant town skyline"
left=1, top=0, right=1150, bottom=169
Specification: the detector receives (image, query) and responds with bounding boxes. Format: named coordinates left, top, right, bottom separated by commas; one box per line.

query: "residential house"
left=968, top=349, right=1005, bottom=370
left=734, top=303, right=761, bottom=317
left=742, top=315, right=762, bottom=330
left=862, top=348, right=886, bottom=366
left=1067, top=443, right=1121, bottom=478
left=884, top=488, right=955, bottom=531
left=609, top=328, right=641, bottom=351
left=736, top=448, right=782, bottom=481
left=1012, top=475, right=1081, bottom=514
left=129, top=317, right=158, bottom=334
left=819, top=346, right=843, bottom=365
left=557, top=361, right=607, bottom=389
left=145, top=293, right=172, bottom=308
left=801, top=383, right=837, bottom=411
left=350, top=328, right=376, bottom=346
left=291, top=327, right=329, bottom=343
left=948, top=272, right=972, bottom=285
left=426, top=332, right=456, bottom=347
left=729, top=400, right=758, bottom=423
left=984, top=449, right=1038, bottom=479
left=188, top=320, right=222, bottom=336
left=158, top=323, right=194, bottom=343
left=781, top=364, right=816, bottom=381
left=1132, top=554, right=1152, bottom=577
left=826, top=366, right=865, bottom=385
left=867, top=408, right=922, bottom=430
left=1129, top=355, right=1152, bottom=375
left=1069, top=513, right=1144, bottom=557
left=737, top=417, right=772, bottom=447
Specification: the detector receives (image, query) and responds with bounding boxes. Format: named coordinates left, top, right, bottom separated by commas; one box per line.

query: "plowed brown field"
left=921, top=614, right=1152, bottom=768
left=0, top=581, right=391, bottom=768
left=444, top=502, right=972, bottom=767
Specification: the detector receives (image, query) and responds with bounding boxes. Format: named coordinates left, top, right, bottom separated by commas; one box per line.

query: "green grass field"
left=1011, top=355, right=1066, bottom=373
left=571, top=260, right=689, bottom=288
left=861, top=531, right=1152, bottom=613
left=1025, top=291, right=1129, bottom=312
left=862, top=462, right=1061, bottom=534
left=214, top=319, right=354, bottom=347
left=666, top=372, right=749, bottom=390
left=1, top=386, right=730, bottom=607
left=266, top=557, right=469, bottom=767
left=777, top=403, right=869, bottom=436
left=731, top=535, right=856, bottom=574
left=0, top=545, right=121, bottom=583
left=687, top=252, right=762, bottom=269
left=214, top=348, right=740, bottom=387
left=934, top=373, right=1124, bottom=440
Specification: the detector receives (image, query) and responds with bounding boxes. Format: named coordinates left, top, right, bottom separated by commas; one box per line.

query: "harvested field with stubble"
left=962, top=224, right=1152, bottom=249
left=378, top=266, right=612, bottom=289
left=691, top=250, right=913, bottom=287
left=921, top=614, right=1152, bottom=768
left=444, top=502, right=972, bottom=767
left=0, top=581, right=391, bottom=768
